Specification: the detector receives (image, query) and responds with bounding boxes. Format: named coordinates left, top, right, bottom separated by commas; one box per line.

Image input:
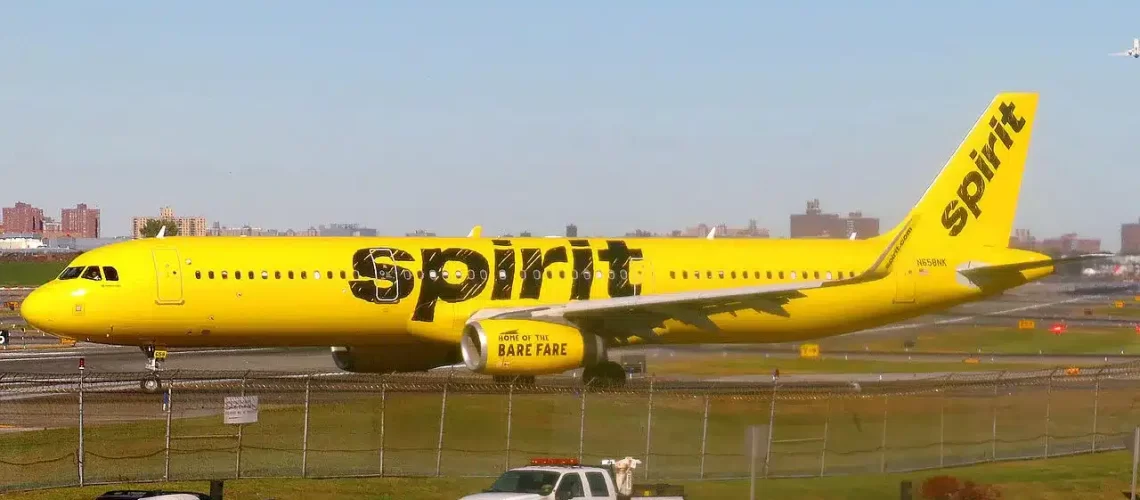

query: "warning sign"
left=1017, top=319, right=1035, bottom=330
left=1114, top=301, right=1125, bottom=309
left=223, top=396, right=259, bottom=425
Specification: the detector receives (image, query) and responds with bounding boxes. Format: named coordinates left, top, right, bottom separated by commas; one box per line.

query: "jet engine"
left=331, top=342, right=462, bottom=373
left=460, top=319, right=607, bottom=376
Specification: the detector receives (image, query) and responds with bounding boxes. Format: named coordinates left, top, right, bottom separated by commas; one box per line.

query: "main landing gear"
left=139, top=345, right=167, bottom=394
left=582, top=361, right=627, bottom=388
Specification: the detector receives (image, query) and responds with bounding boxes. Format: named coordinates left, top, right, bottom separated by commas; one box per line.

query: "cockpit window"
left=81, top=266, right=103, bottom=281
left=58, top=267, right=83, bottom=280
left=102, top=267, right=120, bottom=281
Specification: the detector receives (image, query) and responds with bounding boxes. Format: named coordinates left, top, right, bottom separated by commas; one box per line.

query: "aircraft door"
left=893, top=265, right=916, bottom=304
left=153, top=248, right=185, bottom=305
left=627, top=256, right=654, bottom=295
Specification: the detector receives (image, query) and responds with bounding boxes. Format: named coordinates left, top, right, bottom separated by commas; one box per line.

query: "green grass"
left=3, top=379, right=1137, bottom=495
left=0, top=261, right=66, bottom=287
left=810, top=326, right=1140, bottom=355
left=4, top=449, right=1140, bottom=499
left=649, top=356, right=1061, bottom=376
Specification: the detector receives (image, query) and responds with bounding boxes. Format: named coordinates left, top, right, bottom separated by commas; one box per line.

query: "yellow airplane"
left=18, top=92, right=1108, bottom=392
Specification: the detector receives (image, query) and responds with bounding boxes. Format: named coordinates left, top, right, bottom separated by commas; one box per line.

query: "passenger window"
left=519, top=271, right=526, bottom=279
left=288, top=271, right=295, bottom=279
left=718, top=271, right=725, bottom=279
left=586, top=472, right=610, bottom=497
left=195, top=271, right=202, bottom=279
left=275, top=271, right=282, bottom=279
left=235, top=271, right=242, bottom=280
left=620, top=269, right=628, bottom=280
left=694, top=271, right=700, bottom=279
left=790, top=271, right=797, bottom=279
left=418, top=271, right=425, bottom=279
left=222, top=271, right=229, bottom=279
left=559, top=270, right=566, bottom=279
left=301, top=271, right=307, bottom=279
left=58, top=266, right=83, bottom=280
left=208, top=271, right=215, bottom=279
left=340, top=271, right=346, bottom=279
left=730, top=271, right=736, bottom=279
left=262, top=271, right=269, bottom=279
left=766, top=271, right=772, bottom=279
left=838, top=271, right=844, bottom=279
left=595, top=271, right=602, bottom=280
left=403, top=270, right=413, bottom=280
left=327, top=271, right=333, bottom=280
left=481, top=270, right=489, bottom=280
left=535, top=270, right=542, bottom=279
left=826, top=271, right=833, bottom=280
left=441, top=270, right=449, bottom=279
left=102, top=267, right=120, bottom=281
left=247, top=271, right=254, bottom=280
left=814, top=271, right=820, bottom=279
left=682, top=271, right=688, bottom=279
left=546, top=270, right=552, bottom=279
left=430, top=270, right=438, bottom=280
left=706, top=271, right=712, bottom=279
left=670, top=271, right=676, bottom=279
left=851, top=270, right=857, bottom=277
left=778, top=271, right=785, bottom=279
left=313, top=271, right=320, bottom=280
left=455, top=270, right=463, bottom=279
left=353, top=271, right=360, bottom=279
left=81, top=266, right=103, bottom=281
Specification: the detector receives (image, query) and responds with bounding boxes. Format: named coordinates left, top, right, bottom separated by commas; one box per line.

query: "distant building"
left=1122, top=219, right=1140, bottom=255
left=789, top=199, right=879, bottom=239
left=1009, top=228, right=1037, bottom=249
left=42, top=217, right=65, bottom=239
left=1037, top=233, right=1101, bottom=255
left=2, top=202, right=45, bottom=235
left=131, top=206, right=207, bottom=237
left=566, top=224, right=578, bottom=238
left=61, top=203, right=101, bottom=238
left=405, top=229, right=437, bottom=237
left=682, top=219, right=770, bottom=238
left=320, top=223, right=378, bottom=237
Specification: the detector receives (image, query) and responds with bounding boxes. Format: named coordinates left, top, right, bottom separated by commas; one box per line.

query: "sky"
left=2, top=2, right=1140, bottom=248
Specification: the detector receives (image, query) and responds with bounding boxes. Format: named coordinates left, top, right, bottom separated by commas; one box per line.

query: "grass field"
left=810, top=326, right=1140, bottom=355
left=3, top=449, right=1139, bottom=499
left=0, top=261, right=66, bottom=287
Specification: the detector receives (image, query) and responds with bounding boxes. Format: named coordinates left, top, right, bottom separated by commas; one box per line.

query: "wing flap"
left=958, top=252, right=1114, bottom=280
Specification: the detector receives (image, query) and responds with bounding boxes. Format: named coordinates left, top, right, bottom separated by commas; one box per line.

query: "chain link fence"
left=3, top=362, right=1140, bottom=492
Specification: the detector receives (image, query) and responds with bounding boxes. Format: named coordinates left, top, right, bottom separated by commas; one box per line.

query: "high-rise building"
left=1123, top=219, right=1140, bottom=254
left=1, top=202, right=45, bottom=235
left=131, top=206, right=207, bottom=237
left=790, top=199, right=879, bottom=239
left=61, top=203, right=101, bottom=238
left=566, top=224, right=578, bottom=237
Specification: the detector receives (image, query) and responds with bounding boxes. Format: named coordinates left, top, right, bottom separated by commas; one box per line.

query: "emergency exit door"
left=893, top=267, right=916, bottom=304
left=153, top=248, right=185, bottom=305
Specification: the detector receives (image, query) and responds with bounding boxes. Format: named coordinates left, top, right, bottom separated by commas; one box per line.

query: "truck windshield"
left=488, top=471, right=560, bottom=493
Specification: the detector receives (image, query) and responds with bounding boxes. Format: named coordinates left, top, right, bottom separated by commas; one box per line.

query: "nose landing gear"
left=140, top=345, right=167, bottom=393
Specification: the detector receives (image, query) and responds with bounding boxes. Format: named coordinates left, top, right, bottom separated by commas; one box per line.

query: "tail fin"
left=877, top=92, right=1039, bottom=250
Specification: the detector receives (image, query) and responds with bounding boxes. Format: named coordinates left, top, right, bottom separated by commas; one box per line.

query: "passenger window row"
left=58, top=266, right=120, bottom=282
left=191, top=268, right=630, bottom=282
left=194, top=269, right=349, bottom=281
left=668, top=269, right=856, bottom=281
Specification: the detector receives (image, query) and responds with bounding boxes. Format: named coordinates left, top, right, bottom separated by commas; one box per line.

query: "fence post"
left=644, top=377, right=654, bottom=481
left=880, top=394, right=889, bottom=473
left=991, top=375, right=1000, bottom=460
left=379, top=383, right=386, bottom=476
left=1045, top=369, right=1054, bottom=458
left=164, top=382, right=173, bottom=481
left=763, top=377, right=777, bottom=478
left=435, top=373, right=449, bottom=477
left=77, top=366, right=85, bottom=487
left=939, top=388, right=945, bottom=468
left=301, top=375, right=311, bottom=478
left=577, top=380, right=586, bottom=463
left=699, top=394, right=709, bottom=479
left=820, top=398, right=831, bottom=477
left=505, top=379, right=514, bottom=470
left=235, top=376, right=246, bottom=479
left=1131, top=426, right=1139, bottom=500
left=1093, top=368, right=1103, bottom=452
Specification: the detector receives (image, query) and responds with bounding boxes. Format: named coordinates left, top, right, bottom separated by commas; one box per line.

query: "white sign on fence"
left=224, top=396, right=259, bottom=425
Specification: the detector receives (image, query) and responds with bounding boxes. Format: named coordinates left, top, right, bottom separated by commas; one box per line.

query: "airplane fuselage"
left=20, top=234, right=1050, bottom=350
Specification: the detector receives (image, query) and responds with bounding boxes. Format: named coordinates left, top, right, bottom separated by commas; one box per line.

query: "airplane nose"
left=19, top=288, right=53, bottom=331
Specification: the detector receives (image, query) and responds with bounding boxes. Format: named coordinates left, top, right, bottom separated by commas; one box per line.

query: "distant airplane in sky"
left=1110, top=38, right=1140, bottom=58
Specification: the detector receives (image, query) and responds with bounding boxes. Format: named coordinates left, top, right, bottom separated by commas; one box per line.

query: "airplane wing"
left=470, top=217, right=918, bottom=341
left=957, top=252, right=1115, bottom=282
left=1110, top=51, right=1131, bottom=56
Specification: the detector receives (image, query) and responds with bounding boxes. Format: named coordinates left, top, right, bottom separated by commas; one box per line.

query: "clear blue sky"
left=2, top=2, right=1139, bottom=248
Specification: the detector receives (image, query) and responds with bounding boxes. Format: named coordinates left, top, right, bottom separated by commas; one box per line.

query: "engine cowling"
left=460, top=319, right=607, bottom=376
left=331, top=343, right=461, bottom=373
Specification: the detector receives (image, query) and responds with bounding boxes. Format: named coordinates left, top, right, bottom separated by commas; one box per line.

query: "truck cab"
left=459, top=457, right=684, bottom=500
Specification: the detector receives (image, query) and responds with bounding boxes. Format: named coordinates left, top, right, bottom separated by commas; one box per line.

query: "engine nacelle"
left=460, top=319, right=606, bottom=376
left=331, top=343, right=461, bottom=373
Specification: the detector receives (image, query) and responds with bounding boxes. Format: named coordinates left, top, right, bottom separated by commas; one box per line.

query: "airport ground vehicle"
left=459, top=457, right=684, bottom=500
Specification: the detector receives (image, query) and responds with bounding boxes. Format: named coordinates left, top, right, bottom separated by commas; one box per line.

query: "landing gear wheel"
left=140, top=375, right=162, bottom=394
left=582, top=361, right=627, bottom=388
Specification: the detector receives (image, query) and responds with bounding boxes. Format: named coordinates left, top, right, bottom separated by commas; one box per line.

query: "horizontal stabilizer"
left=958, top=252, right=1115, bottom=280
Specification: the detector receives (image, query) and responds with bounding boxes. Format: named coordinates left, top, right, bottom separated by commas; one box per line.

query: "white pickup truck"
left=459, top=457, right=685, bottom=500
